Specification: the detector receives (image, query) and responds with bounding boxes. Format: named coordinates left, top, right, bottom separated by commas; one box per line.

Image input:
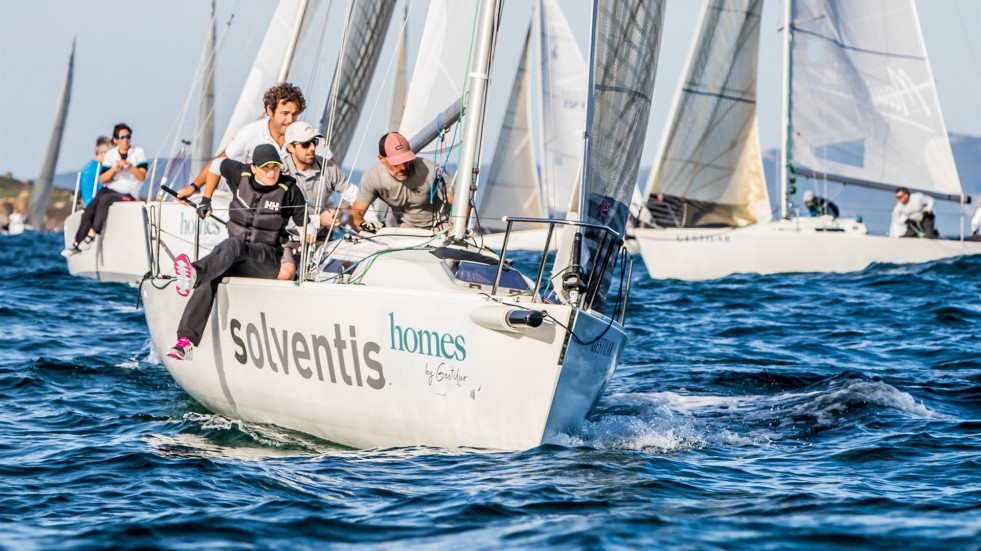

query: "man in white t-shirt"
left=64, top=123, right=148, bottom=255
left=890, top=187, right=938, bottom=238
left=176, top=83, right=331, bottom=201
left=968, top=205, right=981, bottom=242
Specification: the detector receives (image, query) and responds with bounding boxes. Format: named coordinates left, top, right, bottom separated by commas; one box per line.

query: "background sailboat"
left=631, top=0, right=981, bottom=281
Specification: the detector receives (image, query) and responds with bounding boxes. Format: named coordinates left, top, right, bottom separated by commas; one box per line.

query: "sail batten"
left=643, top=0, right=768, bottom=229
left=788, top=0, right=962, bottom=200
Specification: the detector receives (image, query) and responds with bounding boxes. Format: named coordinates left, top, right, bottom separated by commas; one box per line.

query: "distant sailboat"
left=630, top=0, right=981, bottom=280
left=27, top=39, right=75, bottom=231
left=191, top=0, right=217, bottom=178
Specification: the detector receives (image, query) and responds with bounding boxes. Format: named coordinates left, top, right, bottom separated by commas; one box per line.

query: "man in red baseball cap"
left=348, top=132, right=454, bottom=232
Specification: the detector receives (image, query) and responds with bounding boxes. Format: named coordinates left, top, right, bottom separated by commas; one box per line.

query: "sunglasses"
left=295, top=138, right=319, bottom=149
left=116, top=134, right=132, bottom=140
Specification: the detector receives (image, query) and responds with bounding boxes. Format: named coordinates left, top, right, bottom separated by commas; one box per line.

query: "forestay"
left=398, top=0, right=479, bottom=156
left=643, top=0, right=769, bottom=228
left=789, top=0, right=963, bottom=200
left=320, top=0, right=397, bottom=164
left=537, top=0, right=588, bottom=218
left=577, top=0, right=665, bottom=313
left=479, top=28, right=544, bottom=233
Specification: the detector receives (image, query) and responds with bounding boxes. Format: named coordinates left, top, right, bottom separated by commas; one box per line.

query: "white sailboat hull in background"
left=480, top=228, right=559, bottom=252
left=632, top=217, right=981, bottom=281
left=63, top=201, right=227, bottom=285
left=140, top=236, right=625, bottom=450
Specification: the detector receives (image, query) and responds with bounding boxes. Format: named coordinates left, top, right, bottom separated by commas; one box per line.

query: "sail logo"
left=229, top=313, right=385, bottom=390
left=389, top=312, right=466, bottom=361
left=869, top=67, right=931, bottom=119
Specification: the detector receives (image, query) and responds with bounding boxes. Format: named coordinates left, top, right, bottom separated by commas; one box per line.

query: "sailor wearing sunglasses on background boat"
left=890, top=187, right=939, bottom=239
left=276, top=121, right=358, bottom=280
left=174, top=83, right=332, bottom=201
left=167, top=144, right=307, bottom=361
left=63, top=123, right=147, bottom=255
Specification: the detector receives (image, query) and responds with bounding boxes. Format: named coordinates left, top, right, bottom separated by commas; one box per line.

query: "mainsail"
left=478, top=28, right=544, bottom=232
left=642, top=0, right=768, bottom=228
left=399, top=0, right=479, bottom=156
left=788, top=0, right=963, bottom=201
left=577, top=0, right=665, bottom=311
left=216, top=0, right=321, bottom=152
left=536, top=0, right=588, bottom=218
left=191, top=0, right=217, bottom=177
left=28, top=39, right=75, bottom=228
left=320, top=0, right=397, bottom=164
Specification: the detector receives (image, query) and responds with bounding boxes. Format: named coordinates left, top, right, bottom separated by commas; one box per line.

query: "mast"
left=533, top=0, right=548, bottom=212
left=387, top=1, right=409, bottom=132
left=573, top=0, right=600, bottom=263
left=28, top=38, right=74, bottom=228
left=279, top=0, right=309, bottom=82
left=779, top=0, right=793, bottom=219
left=449, top=0, right=500, bottom=242
left=192, top=0, right=217, bottom=177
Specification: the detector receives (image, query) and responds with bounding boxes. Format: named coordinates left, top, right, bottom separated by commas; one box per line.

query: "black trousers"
left=74, top=187, right=134, bottom=243
left=177, top=238, right=281, bottom=346
left=902, top=213, right=939, bottom=239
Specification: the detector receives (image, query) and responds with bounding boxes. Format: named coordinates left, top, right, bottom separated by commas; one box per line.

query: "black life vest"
left=228, top=171, right=293, bottom=246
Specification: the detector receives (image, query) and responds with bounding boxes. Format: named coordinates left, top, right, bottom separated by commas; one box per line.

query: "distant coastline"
left=0, top=172, right=73, bottom=231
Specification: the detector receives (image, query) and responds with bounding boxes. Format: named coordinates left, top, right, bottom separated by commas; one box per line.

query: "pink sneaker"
left=174, top=254, right=196, bottom=297
left=166, top=337, right=194, bottom=361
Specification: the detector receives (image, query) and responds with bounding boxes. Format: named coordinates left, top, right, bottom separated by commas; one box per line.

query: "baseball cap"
left=379, top=132, right=416, bottom=165
left=252, top=144, right=282, bottom=168
left=284, top=121, right=324, bottom=145
left=802, top=190, right=814, bottom=202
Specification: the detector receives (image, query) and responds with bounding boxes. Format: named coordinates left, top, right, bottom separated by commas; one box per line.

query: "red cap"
left=381, top=132, right=416, bottom=165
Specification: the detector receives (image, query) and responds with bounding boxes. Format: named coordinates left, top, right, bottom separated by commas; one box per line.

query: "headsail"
left=577, top=0, right=665, bottom=312
left=643, top=0, right=769, bottom=228
left=478, top=27, right=544, bottom=232
left=320, top=0, right=397, bottom=164
left=536, top=0, right=588, bottom=218
left=399, top=0, right=479, bottom=156
left=191, top=0, right=217, bottom=177
left=216, top=0, right=320, bottom=152
left=788, top=0, right=963, bottom=201
left=28, top=39, right=75, bottom=228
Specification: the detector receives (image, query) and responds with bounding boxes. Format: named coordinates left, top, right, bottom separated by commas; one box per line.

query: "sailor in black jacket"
left=167, top=144, right=306, bottom=360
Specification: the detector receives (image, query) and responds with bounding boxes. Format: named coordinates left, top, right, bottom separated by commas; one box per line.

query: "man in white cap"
left=802, top=190, right=839, bottom=218
left=349, top=132, right=454, bottom=232
left=277, top=121, right=358, bottom=280
left=167, top=144, right=307, bottom=361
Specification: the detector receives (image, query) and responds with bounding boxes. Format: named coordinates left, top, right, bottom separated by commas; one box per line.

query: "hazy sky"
left=1, top=0, right=979, bottom=182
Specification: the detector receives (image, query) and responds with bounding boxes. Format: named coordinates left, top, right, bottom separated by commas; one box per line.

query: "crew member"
left=803, top=190, right=839, bottom=218
left=890, top=187, right=938, bottom=238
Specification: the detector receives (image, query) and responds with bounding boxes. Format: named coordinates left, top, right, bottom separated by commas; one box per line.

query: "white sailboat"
left=138, top=0, right=665, bottom=450
left=631, top=0, right=981, bottom=281
left=63, top=1, right=323, bottom=284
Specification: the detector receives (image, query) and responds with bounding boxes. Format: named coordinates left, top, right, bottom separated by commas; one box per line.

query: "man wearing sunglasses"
left=63, top=123, right=147, bottom=255
left=277, top=121, right=357, bottom=280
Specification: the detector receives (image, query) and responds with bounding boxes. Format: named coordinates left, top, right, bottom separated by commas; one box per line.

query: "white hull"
left=64, top=201, right=227, bottom=285
left=142, top=230, right=625, bottom=450
left=632, top=216, right=981, bottom=280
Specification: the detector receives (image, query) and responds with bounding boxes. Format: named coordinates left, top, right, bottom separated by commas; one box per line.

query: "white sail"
left=643, top=0, right=769, bottom=228
left=191, top=1, right=217, bottom=177
left=28, top=39, right=74, bottom=228
left=478, top=28, right=544, bottom=233
left=320, top=0, right=396, bottom=164
left=216, top=0, right=321, bottom=152
left=789, top=0, right=962, bottom=200
left=536, top=0, right=588, bottom=218
left=387, top=3, right=409, bottom=132
left=398, top=0, right=479, bottom=155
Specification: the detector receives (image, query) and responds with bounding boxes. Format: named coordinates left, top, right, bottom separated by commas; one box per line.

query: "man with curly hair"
left=177, top=83, right=331, bottom=200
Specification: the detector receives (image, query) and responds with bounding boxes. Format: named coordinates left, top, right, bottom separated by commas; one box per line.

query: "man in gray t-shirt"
left=350, top=132, right=454, bottom=232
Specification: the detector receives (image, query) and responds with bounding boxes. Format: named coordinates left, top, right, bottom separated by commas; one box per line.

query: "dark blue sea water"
left=2, top=232, right=980, bottom=550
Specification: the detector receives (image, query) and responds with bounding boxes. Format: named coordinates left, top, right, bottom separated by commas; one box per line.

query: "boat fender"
left=469, top=306, right=545, bottom=334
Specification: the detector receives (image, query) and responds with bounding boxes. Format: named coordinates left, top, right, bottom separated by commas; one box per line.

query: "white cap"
left=802, top=190, right=815, bottom=202
left=284, top=121, right=324, bottom=145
